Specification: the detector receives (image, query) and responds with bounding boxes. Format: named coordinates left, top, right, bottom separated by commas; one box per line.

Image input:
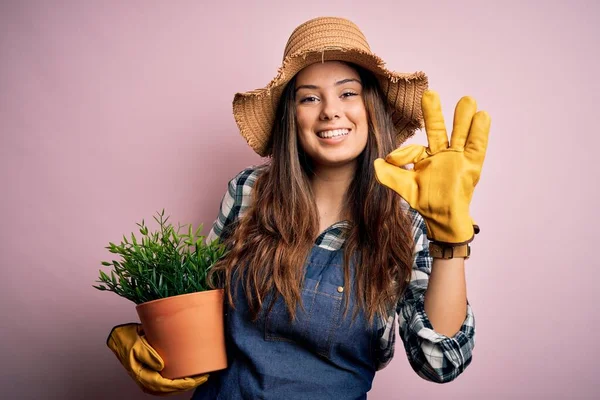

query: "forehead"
left=295, top=61, right=360, bottom=86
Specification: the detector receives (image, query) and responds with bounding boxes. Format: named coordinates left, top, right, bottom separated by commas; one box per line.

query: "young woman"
left=107, top=17, right=490, bottom=399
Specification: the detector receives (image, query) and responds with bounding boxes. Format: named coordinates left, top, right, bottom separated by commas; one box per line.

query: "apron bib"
left=193, top=245, right=379, bottom=399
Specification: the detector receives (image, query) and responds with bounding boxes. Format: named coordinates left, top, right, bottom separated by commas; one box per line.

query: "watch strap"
left=429, top=242, right=471, bottom=259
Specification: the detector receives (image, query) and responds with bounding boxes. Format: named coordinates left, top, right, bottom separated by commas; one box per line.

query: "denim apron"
left=192, top=245, right=378, bottom=399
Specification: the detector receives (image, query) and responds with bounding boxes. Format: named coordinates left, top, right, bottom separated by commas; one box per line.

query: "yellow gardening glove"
left=374, top=90, right=491, bottom=245
left=107, top=323, right=209, bottom=396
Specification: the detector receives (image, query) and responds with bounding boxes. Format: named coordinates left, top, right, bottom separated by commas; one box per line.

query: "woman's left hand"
left=374, top=90, right=491, bottom=245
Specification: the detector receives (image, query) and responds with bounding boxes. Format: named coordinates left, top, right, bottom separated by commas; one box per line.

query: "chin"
left=316, top=154, right=361, bottom=168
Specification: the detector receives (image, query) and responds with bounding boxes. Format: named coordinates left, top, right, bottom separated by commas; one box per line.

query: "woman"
left=107, top=17, right=490, bottom=399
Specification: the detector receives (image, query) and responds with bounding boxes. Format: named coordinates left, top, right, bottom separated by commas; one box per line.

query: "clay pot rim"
left=135, top=288, right=224, bottom=310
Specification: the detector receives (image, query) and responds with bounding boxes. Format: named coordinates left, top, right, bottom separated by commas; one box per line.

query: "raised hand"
left=374, top=90, right=491, bottom=245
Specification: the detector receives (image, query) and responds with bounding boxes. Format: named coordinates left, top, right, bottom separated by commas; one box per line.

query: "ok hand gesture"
left=374, top=90, right=491, bottom=245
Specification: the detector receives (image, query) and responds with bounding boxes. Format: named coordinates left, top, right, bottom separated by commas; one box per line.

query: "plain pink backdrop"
left=1, top=1, right=598, bottom=399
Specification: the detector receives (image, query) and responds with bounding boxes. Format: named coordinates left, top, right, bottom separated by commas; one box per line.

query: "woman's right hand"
left=106, top=323, right=209, bottom=395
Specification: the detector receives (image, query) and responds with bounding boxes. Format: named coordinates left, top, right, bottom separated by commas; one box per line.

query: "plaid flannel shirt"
left=207, top=166, right=476, bottom=383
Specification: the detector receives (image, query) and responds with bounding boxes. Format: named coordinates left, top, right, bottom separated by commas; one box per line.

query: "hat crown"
left=283, top=17, right=372, bottom=61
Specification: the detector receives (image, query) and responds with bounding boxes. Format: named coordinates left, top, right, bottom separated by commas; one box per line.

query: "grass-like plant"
left=93, top=209, right=227, bottom=305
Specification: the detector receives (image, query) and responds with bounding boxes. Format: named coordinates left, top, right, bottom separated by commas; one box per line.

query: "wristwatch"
left=428, top=242, right=471, bottom=259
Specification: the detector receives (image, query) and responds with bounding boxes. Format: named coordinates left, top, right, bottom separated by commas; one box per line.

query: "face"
left=294, top=61, right=369, bottom=170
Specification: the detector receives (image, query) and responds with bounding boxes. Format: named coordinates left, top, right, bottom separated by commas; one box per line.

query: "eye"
left=341, top=91, right=359, bottom=98
left=299, top=95, right=319, bottom=104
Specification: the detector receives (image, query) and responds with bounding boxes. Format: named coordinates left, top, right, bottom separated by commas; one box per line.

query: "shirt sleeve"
left=397, top=208, right=476, bottom=383
left=206, top=166, right=260, bottom=244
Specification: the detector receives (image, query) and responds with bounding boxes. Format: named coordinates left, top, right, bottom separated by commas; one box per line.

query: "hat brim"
left=233, top=48, right=428, bottom=157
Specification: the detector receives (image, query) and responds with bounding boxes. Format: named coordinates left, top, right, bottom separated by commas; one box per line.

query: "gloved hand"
left=374, top=90, right=491, bottom=245
left=107, top=323, right=209, bottom=395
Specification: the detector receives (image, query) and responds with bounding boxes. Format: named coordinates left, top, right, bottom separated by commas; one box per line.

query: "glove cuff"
left=106, top=323, right=142, bottom=347
left=423, top=216, right=480, bottom=246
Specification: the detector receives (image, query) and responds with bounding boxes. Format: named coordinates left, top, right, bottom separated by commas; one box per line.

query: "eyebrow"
left=295, top=78, right=362, bottom=93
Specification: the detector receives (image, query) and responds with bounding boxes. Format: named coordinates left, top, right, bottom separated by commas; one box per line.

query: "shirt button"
left=337, top=286, right=344, bottom=293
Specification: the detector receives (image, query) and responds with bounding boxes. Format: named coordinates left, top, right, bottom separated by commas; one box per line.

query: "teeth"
left=317, top=129, right=349, bottom=139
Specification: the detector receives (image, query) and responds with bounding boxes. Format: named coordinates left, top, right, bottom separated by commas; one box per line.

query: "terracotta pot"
left=136, top=289, right=227, bottom=379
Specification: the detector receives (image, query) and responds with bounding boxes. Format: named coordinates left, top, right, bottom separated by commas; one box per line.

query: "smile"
left=316, top=128, right=350, bottom=139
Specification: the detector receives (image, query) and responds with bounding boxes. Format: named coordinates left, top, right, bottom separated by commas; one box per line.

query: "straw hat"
left=232, top=16, right=429, bottom=157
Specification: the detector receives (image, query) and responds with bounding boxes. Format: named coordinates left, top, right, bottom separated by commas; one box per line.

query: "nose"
left=319, top=97, right=341, bottom=121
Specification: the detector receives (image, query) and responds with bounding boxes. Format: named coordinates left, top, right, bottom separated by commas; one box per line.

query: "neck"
left=309, top=162, right=356, bottom=223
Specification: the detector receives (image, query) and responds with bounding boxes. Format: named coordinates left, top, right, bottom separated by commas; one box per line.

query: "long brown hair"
left=209, top=63, right=415, bottom=323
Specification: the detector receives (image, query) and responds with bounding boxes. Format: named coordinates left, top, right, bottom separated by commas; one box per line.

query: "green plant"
left=93, top=209, right=227, bottom=304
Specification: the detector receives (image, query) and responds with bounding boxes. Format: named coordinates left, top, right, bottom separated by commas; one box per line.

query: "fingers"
left=168, top=374, right=210, bottom=391
left=137, top=370, right=209, bottom=395
left=170, top=374, right=209, bottom=392
left=136, top=369, right=184, bottom=395
left=184, top=374, right=210, bottom=387
left=374, top=158, right=418, bottom=207
left=450, top=96, right=478, bottom=150
left=137, top=369, right=209, bottom=395
left=384, top=144, right=429, bottom=167
left=464, top=110, right=491, bottom=165
left=422, top=90, right=449, bottom=154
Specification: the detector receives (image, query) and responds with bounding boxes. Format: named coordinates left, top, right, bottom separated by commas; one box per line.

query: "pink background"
left=1, top=0, right=598, bottom=399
